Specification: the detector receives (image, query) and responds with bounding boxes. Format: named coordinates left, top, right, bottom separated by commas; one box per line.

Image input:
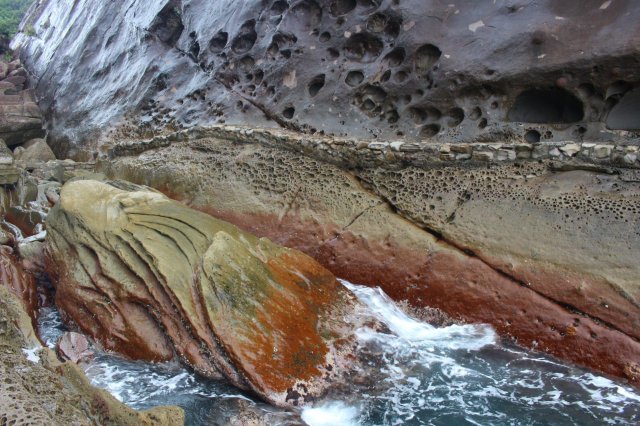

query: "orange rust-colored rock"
left=192, top=207, right=640, bottom=387
left=45, top=180, right=378, bottom=407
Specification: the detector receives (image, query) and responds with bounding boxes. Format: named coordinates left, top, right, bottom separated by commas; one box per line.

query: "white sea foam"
left=341, top=280, right=497, bottom=350
left=301, top=401, right=360, bottom=426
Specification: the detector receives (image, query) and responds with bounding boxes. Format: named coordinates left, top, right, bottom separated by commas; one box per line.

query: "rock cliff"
left=10, top=0, right=640, bottom=387
left=11, top=0, right=640, bottom=158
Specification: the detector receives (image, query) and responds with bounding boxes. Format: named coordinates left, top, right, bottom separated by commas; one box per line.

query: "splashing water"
left=38, top=279, right=640, bottom=426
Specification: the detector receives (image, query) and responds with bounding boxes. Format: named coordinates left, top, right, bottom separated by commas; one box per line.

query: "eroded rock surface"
left=99, top=131, right=640, bottom=386
left=45, top=179, right=379, bottom=407
left=12, top=0, right=640, bottom=158
left=0, top=285, right=184, bottom=426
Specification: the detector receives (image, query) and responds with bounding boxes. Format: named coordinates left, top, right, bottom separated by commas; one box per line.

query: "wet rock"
left=0, top=138, right=13, bottom=164
left=39, top=180, right=62, bottom=205
left=40, top=161, right=65, bottom=182
left=5, top=206, right=45, bottom=237
left=207, top=398, right=304, bottom=426
left=45, top=180, right=380, bottom=407
left=56, top=332, right=94, bottom=363
left=0, top=88, right=44, bottom=147
left=0, top=164, right=19, bottom=184
left=13, top=138, right=56, bottom=163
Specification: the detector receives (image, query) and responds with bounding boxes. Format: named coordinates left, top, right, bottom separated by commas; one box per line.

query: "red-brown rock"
left=56, top=332, right=94, bottom=363
left=0, top=245, right=37, bottom=324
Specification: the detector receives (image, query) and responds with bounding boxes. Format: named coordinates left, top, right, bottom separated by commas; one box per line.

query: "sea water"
left=37, top=281, right=640, bottom=425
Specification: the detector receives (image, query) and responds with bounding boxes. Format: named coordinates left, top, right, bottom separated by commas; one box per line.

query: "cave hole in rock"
left=446, top=107, right=465, bottom=127
left=253, top=69, right=264, bottom=84
left=469, top=106, right=482, bottom=120
left=414, top=44, right=442, bottom=74
left=188, top=32, right=200, bottom=59
left=524, top=129, right=541, bottom=143
left=231, top=20, right=258, bottom=53
left=420, top=123, right=441, bottom=138
left=319, top=31, right=331, bottom=42
left=238, top=56, right=255, bottom=73
left=380, top=70, right=391, bottom=82
left=345, top=70, right=364, bottom=87
left=343, top=33, right=383, bottom=63
left=327, top=47, right=340, bottom=59
left=507, top=88, right=584, bottom=123
left=384, top=47, right=405, bottom=67
left=367, top=13, right=387, bottom=32
left=577, top=83, right=596, bottom=99
left=308, top=74, right=326, bottom=97
left=330, top=0, right=357, bottom=16
left=408, top=107, right=427, bottom=124
left=394, top=70, right=409, bottom=83
left=357, top=0, right=382, bottom=13
left=606, top=88, right=640, bottom=130
left=149, top=1, right=184, bottom=47
left=384, top=15, right=402, bottom=39
left=478, top=118, right=488, bottom=128
left=356, top=84, right=387, bottom=114
left=268, top=33, right=298, bottom=59
left=289, top=0, right=323, bottom=29
left=386, top=109, right=399, bottom=123
left=605, top=80, right=631, bottom=100
left=283, top=106, right=295, bottom=118
left=271, top=0, right=289, bottom=15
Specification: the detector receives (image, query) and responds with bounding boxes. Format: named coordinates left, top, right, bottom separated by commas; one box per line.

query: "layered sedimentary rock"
left=0, top=59, right=44, bottom=146
left=12, top=0, right=640, bottom=158
left=100, top=129, right=640, bottom=385
left=45, top=179, right=379, bottom=407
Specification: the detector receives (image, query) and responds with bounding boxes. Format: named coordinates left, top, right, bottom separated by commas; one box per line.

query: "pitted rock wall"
left=12, top=0, right=640, bottom=159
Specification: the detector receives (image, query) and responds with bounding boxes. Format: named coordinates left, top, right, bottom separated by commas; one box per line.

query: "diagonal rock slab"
left=45, top=179, right=376, bottom=407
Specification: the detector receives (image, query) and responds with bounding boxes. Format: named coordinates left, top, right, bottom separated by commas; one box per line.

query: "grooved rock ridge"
left=45, top=179, right=381, bottom=407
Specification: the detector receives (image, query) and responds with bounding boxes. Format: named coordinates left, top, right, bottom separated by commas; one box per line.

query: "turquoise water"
left=38, top=281, right=640, bottom=426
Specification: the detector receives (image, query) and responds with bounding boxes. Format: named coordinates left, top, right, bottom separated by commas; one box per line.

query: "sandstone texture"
left=45, top=179, right=380, bottom=407
left=11, top=0, right=640, bottom=158
left=100, top=129, right=640, bottom=386
left=0, top=285, right=184, bottom=426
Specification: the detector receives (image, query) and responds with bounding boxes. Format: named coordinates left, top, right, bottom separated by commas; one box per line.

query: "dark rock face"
left=12, top=0, right=640, bottom=158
